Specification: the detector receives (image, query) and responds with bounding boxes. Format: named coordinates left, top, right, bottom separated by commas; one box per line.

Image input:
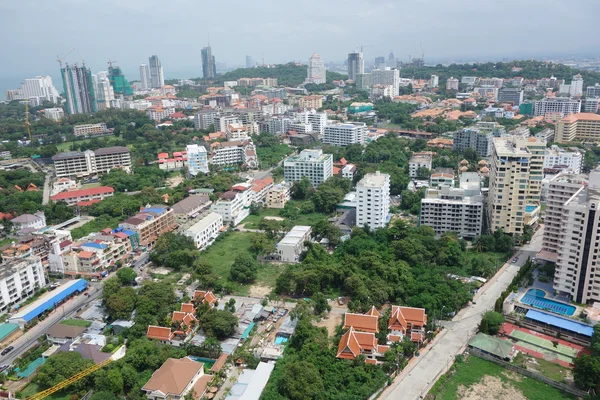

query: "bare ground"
left=457, top=376, right=527, bottom=400
left=314, top=301, right=345, bottom=337
left=167, top=175, right=184, bottom=188
left=249, top=285, right=271, bottom=298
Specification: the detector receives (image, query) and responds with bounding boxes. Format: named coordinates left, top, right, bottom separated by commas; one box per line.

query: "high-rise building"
left=429, top=75, right=439, bottom=88
left=356, top=171, right=390, bottom=229
left=374, top=56, right=386, bottom=70
left=284, top=149, right=333, bottom=187
left=139, top=64, right=151, bottom=90
left=108, top=65, right=133, bottom=96
left=446, top=77, right=459, bottom=91
left=371, top=69, right=399, bottom=97
left=555, top=113, right=600, bottom=143
left=552, top=169, right=600, bottom=303
left=8, top=76, right=60, bottom=104
left=186, top=144, right=209, bottom=176
left=585, top=97, right=599, bottom=113
left=387, top=52, right=395, bottom=68
left=323, top=122, right=367, bottom=146
left=149, top=55, right=165, bottom=88
left=534, top=97, right=581, bottom=118
left=61, top=64, right=97, bottom=115
left=586, top=84, right=600, bottom=98
left=543, top=145, right=583, bottom=173
left=498, top=88, right=524, bottom=105
left=245, top=55, right=254, bottom=69
left=347, top=52, right=364, bottom=81
left=306, top=53, right=326, bottom=84
left=453, top=128, right=493, bottom=157
left=570, top=74, right=584, bottom=97
left=94, top=71, right=114, bottom=111
left=201, top=46, right=216, bottom=79
left=488, top=136, right=546, bottom=235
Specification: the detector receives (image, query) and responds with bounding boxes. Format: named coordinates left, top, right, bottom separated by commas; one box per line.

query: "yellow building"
left=555, top=113, right=600, bottom=143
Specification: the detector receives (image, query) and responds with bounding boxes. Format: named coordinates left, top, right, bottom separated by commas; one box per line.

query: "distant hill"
left=216, top=63, right=347, bottom=87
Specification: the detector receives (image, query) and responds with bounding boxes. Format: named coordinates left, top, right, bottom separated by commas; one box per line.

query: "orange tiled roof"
left=336, top=327, right=361, bottom=359
left=343, top=313, right=379, bottom=333
left=172, top=311, right=186, bottom=323
left=365, top=358, right=377, bottom=365
left=354, top=332, right=377, bottom=351
left=147, top=325, right=173, bottom=341
left=180, top=303, right=195, bottom=313
left=388, top=306, right=408, bottom=332
left=365, top=306, right=381, bottom=317
left=399, top=306, right=427, bottom=326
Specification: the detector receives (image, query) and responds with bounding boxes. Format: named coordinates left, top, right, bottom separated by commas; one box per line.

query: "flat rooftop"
left=185, top=212, right=221, bottom=234
left=358, top=172, right=389, bottom=188
left=278, top=226, right=311, bottom=247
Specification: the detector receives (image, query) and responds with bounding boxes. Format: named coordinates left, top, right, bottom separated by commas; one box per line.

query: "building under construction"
left=60, top=64, right=97, bottom=115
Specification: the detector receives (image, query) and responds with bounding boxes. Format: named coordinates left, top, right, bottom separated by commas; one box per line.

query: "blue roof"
left=525, top=309, right=594, bottom=337
left=82, top=242, right=107, bottom=250
left=13, top=280, right=88, bottom=323
left=241, top=322, right=255, bottom=340
left=123, top=230, right=135, bottom=236
left=142, top=207, right=166, bottom=214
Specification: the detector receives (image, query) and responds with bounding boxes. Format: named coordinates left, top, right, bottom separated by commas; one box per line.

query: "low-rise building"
left=73, top=123, right=109, bottom=137
left=408, top=154, right=432, bottom=178
left=10, top=211, right=46, bottom=231
left=52, top=147, right=132, bottom=178
left=146, top=106, right=175, bottom=122
left=119, top=205, right=177, bottom=248
left=46, top=324, right=86, bottom=345
left=51, top=178, right=78, bottom=196
left=251, top=177, right=274, bottom=204
left=183, top=212, right=223, bottom=250
left=50, top=186, right=115, bottom=206
left=142, top=358, right=211, bottom=400
left=429, top=169, right=455, bottom=188
left=543, top=145, right=583, bottom=174
left=211, top=184, right=253, bottom=226
left=266, top=182, right=291, bottom=209
left=158, top=151, right=187, bottom=171
left=172, top=194, right=212, bottom=225
left=276, top=226, right=311, bottom=263
left=43, top=108, right=64, bottom=121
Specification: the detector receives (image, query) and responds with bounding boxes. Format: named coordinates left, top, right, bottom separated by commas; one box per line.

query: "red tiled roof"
left=343, top=313, right=379, bottom=333
left=365, top=358, right=377, bottom=365
left=172, top=311, right=186, bottom=322
left=210, top=353, right=229, bottom=373
left=51, top=186, right=114, bottom=201
left=147, top=325, right=173, bottom=341
left=59, top=240, right=72, bottom=249
left=158, top=153, right=169, bottom=159
left=180, top=303, right=195, bottom=313
left=399, top=306, right=427, bottom=326
left=388, top=306, right=407, bottom=332
left=354, top=332, right=377, bottom=351
left=365, top=306, right=381, bottom=317
left=113, top=232, right=128, bottom=239
left=333, top=166, right=341, bottom=175
left=76, top=199, right=101, bottom=207
left=77, top=251, right=95, bottom=259
left=337, top=327, right=361, bottom=359
left=411, top=332, right=425, bottom=342
left=170, top=112, right=186, bottom=119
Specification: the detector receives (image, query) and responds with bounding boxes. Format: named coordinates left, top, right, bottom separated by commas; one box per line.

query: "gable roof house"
left=142, top=357, right=212, bottom=400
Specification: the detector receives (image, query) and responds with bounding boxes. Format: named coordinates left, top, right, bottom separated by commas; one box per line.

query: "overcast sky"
left=1, top=0, right=599, bottom=85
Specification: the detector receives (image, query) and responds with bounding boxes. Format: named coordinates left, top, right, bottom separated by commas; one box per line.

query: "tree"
left=230, top=254, right=258, bottom=283
left=415, top=167, right=431, bottom=180
left=479, top=311, right=504, bottom=335
left=102, top=277, right=121, bottom=303
left=291, top=177, right=312, bottom=200
left=312, top=184, right=344, bottom=214
left=250, top=234, right=276, bottom=256
left=278, top=361, right=324, bottom=400
left=35, top=352, right=94, bottom=389
left=312, top=292, right=331, bottom=315
left=117, top=267, right=137, bottom=285
left=311, top=220, right=342, bottom=247
left=463, top=147, right=477, bottom=163
left=258, top=218, right=285, bottom=240
left=90, top=392, right=119, bottom=400
left=106, top=287, right=137, bottom=320
left=149, top=233, right=197, bottom=269
left=198, top=309, right=238, bottom=339
left=574, top=354, right=600, bottom=390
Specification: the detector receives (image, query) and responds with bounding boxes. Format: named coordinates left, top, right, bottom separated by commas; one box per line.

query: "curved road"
left=380, top=228, right=544, bottom=400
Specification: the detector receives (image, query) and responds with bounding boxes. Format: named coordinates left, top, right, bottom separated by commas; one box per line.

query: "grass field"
left=60, top=319, right=92, bottom=327
left=0, top=238, right=14, bottom=247
left=19, top=383, right=71, bottom=400
left=56, top=136, right=120, bottom=152
left=242, top=201, right=327, bottom=229
left=429, top=355, right=575, bottom=400
left=512, top=352, right=572, bottom=383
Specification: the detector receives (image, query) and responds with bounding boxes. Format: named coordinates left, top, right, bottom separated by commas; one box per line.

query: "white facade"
left=147, top=106, right=175, bottom=122
left=534, top=97, right=581, bottom=118
left=52, top=147, right=132, bottom=178
left=323, top=122, right=367, bottom=146
left=371, top=69, right=400, bottom=97
left=356, top=172, right=390, bottom=229
left=43, top=108, right=64, bottom=121
left=11, top=211, right=46, bottom=231
left=409, top=154, right=432, bottom=178
left=276, top=226, right=311, bottom=263
left=297, top=110, right=328, bottom=136
left=186, top=144, right=209, bottom=176
left=194, top=110, right=219, bottom=130
left=139, top=64, right=151, bottom=90
left=585, top=97, right=600, bottom=114
left=183, top=212, right=223, bottom=250
left=446, top=77, right=459, bottom=91
left=211, top=186, right=252, bottom=226
left=10, top=76, right=60, bottom=104
left=73, top=123, right=108, bottom=137
left=0, top=257, right=47, bottom=314
left=474, top=85, right=498, bottom=100
left=94, top=71, right=114, bottom=110
left=347, top=52, right=364, bottom=81
left=543, top=145, right=583, bottom=174
left=429, top=75, right=439, bottom=88
left=284, top=149, right=333, bottom=187
left=306, top=53, right=326, bottom=84
left=149, top=55, right=165, bottom=88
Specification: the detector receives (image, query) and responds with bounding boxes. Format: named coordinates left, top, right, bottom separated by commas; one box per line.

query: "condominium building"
left=52, top=146, right=132, bottom=178
left=306, top=53, right=326, bottom=84
left=93, top=71, right=114, bottom=111
left=284, top=149, right=333, bottom=187
left=474, top=85, right=498, bottom=100
left=183, top=212, right=223, bottom=250
left=193, top=110, right=219, bottom=130
left=149, top=55, right=165, bottom=88
left=446, top=77, right=459, bottom=91
left=585, top=97, right=599, bottom=114
left=266, top=182, right=292, bottom=209
left=186, top=144, right=209, bottom=176
left=479, top=77, right=504, bottom=88
left=555, top=113, right=600, bottom=143
left=534, top=97, right=581, bottom=118
left=139, top=64, right=151, bottom=90
left=209, top=140, right=258, bottom=169
left=61, top=65, right=97, bottom=115
left=586, top=84, right=600, bottom=98
left=50, top=186, right=115, bottom=206
left=540, top=173, right=587, bottom=263
left=7, top=75, right=60, bottom=104
left=211, top=184, right=253, bottom=226
left=371, top=69, right=400, bottom=97
left=42, top=108, right=65, bottom=121
left=119, top=205, right=177, bottom=248
left=323, top=122, right=367, bottom=146
left=408, top=154, right=432, bottom=178
left=453, top=128, right=493, bottom=157
left=347, top=52, right=364, bottom=81
left=73, top=123, right=109, bottom=137
left=429, top=75, right=439, bottom=88
left=498, top=88, right=524, bottom=105
left=543, top=145, right=583, bottom=174
left=276, top=226, right=312, bottom=263
left=356, top=171, right=390, bottom=229
left=201, top=45, right=216, bottom=79
left=147, top=106, right=175, bottom=122
left=0, top=256, right=46, bottom=314
left=488, top=136, right=546, bottom=235
left=296, top=110, right=328, bottom=136
left=553, top=169, right=600, bottom=303
left=420, top=179, right=484, bottom=239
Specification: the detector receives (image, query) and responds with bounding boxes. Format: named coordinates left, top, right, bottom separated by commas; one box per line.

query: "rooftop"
left=277, top=226, right=311, bottom=247
left=185, top=212, right=222, bottom=234
left=142, top=357, right=204, bottom=396
left=172, top=194, right=211, bottom=215
left=357, top=171, right=389, bottom=188
left=560, top=112, right=600, bottom=123
left=51, top=186, right=114, bottom=201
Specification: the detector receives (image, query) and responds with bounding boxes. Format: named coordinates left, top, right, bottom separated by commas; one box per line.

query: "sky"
left=1, top=0, right=600, bottom=95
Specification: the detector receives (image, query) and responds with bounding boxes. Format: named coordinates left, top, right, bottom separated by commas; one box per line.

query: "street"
left=380, top=227, right=544, bottom=400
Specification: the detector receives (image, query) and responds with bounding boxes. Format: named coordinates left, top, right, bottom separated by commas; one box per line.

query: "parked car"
left=512, top=257, right=519, bottom=263
left=1, top=347, right=14, bottom=356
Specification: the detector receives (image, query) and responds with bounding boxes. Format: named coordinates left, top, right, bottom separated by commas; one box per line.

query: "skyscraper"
left=8, top=76, right=60, bottom=104
left=139, top=64, right=151, bottom=90
left=388, top=52, right=395, bottom=67
left=306, top=53, right=326, bottom=84
left=347, top=52, right=364, bottom=81
left=245, top=55, right=254, bottom=69
left=148, top=55, right=164, bottom=88
left=61, top=64, right=97, bottom=115
left=108, top=65, right=133, bottom=96
left=375, top=56, right=386, bottom=70
left=94, top=71, right=114, bottom=110
left=201, top=46, right=216, bottom=79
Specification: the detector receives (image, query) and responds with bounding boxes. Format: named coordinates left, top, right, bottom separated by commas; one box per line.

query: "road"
left=2, top=284, right=103, bottom=366
left=380, top=227, right=544, bottom=400
left=42, top=173, right=51, bottom=205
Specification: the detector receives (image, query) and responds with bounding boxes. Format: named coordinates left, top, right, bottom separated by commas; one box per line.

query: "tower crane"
left=107, top=60, right=118, bottom=68
left=25, top=102, right=32, bottom=141
left=356, top=45, right=374, bottom=53
left=56, top=48, right=76, bottom=68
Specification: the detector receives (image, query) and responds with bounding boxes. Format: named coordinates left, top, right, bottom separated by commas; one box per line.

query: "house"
left=46, top=324, right=87, bottom=345
left=10, top=211, right=46, bottom=231
left=50, top=187, right=115, bottom=206
left=146, top=326, right=174, bottom=343
left=387, top=306, right=427, bottom=343
left=142, top=357, right=212, bottom=400
left=193, top=290, right=217, bottom=308
left=147, top=303, right=199, bottom=344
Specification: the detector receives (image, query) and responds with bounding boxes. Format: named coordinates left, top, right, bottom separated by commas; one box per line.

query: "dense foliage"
left=216, top=63, right=346, bottom=87
left=574, top=325, right=600, bottom=390
left=100, top=167, right=169, bottom=192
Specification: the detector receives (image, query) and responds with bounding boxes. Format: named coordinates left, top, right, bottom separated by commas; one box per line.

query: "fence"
left=468, top=348, right=589, bottom=398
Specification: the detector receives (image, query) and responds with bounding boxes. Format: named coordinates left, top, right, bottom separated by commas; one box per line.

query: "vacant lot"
left=428, top=355, right=575, bottom=400
left=242, top=201, right=327, bottom=229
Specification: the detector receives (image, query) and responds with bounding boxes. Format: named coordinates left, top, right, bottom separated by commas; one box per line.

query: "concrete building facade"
left=323, top=122, right=367, bottom=146
left=356, top=172, right=390, bottom=229
left=283, top=149, right=333, bottom=187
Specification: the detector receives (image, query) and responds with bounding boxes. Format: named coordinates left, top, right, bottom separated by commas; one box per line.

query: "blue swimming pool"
left=525, top=205, right=537, bottom=213
left=521, top=289, right=576, bottom=316
left=274, top=335, right=289, bottom=345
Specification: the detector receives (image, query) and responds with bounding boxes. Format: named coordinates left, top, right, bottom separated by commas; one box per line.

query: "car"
left=512, top=258, right=519, bottom=263
left=1, top=347, right=13, bottom=356
left=0, top=365, right=8, bottom=373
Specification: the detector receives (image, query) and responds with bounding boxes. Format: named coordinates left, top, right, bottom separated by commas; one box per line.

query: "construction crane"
left=356, top=45, right=374, bottom=53
left=107, top=59, right=118, bottom=68
left=25, top=102, right=32, bottom=140
left=56, top=49, right=76, bottom=68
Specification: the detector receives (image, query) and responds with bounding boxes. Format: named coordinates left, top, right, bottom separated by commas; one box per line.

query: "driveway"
left=380, top=227, right=544, bottom=400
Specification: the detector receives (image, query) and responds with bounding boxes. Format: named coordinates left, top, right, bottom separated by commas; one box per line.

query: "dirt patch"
left=249, top=285, right=271, bottom=298
left=457, top=376, right=526, bottom=400
left=167, top=175, right=184, bottom=188
left=263, top=216, right=284, bottom=221
left=502, top=371, right=523, bottom=382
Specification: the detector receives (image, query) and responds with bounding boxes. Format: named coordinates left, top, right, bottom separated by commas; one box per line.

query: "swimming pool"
left=187, top=356, right=215, bottom=370
left=520, top=289, right=576, bottom=316
left=274, top=335, right=289, bottom=345
left=525, top=205, right=537, bottom=213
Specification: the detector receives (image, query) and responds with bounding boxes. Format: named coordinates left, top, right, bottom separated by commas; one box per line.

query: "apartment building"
left=146, top=106, right=175, bottom=122
left=429, top=170, right=455, bottom=188
left=534, top=97, right=581, bottom=118
left=420, top=180, right=484, bottom=239
left=452, top=128, right=493, bottom=157
left=408, top=154, right=432, bottom=178
left=498, top=88, right=524, bottom=105
left=266, top=182, right=292, bottom=209
left=553, top=170, right=600, bottom=303
left=323, top=122, right=367, bottom=146
left=209, top=140, right=258, bottom=169
left=446, top=77, right=459, bottom=91
left=73, top=123, right=109, bottom=137
left=371, top=69, right=400, bottom=97
left=356, top=172, right=390, bottom=230
left=251, top=177, right=274, bottom=203
left=43, top=108, right=64, bottom=121
left=211, top=184, right=253, bottom=226
left=172, top=194, right=212, bottom=226
left=555, top=113, right=600, bottom=143
left=539, top=173, right=587, bottom=263
left=276, top=226, right=312, bottom=263
left=585, top=97, right=599, bottom=114
left=297, top=110, right=328, bottom=136
left=0, top=257, right=46, bottom=314
left=119, top=205, right=177, bottom=248
left=543, top=145, right=583, bottom=174
left=474, top=85, right=498, bottom=100
left=193, top=110, right=219, bottom=130
left=284, top=149, right=333, bottom=187
left=52, top=146, right=132, bottom=178
left=183, top=212, right=223, bottom=250
left=488, top=136, right=546, bottom=235
left=185, top=144, right=209, bottom=176
left=50, top=186, right=115, bottom=206
left=587, top=84, right=600, bottom=97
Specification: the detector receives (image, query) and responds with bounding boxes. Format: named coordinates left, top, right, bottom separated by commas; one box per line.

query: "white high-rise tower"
left=306, top=53, right=326, bottom=84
